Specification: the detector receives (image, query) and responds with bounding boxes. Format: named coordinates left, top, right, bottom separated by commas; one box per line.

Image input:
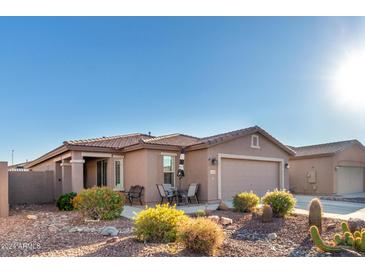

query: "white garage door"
left=336, top=166, right=364, bottom=194
left=221, top=158, right=280, bottom=200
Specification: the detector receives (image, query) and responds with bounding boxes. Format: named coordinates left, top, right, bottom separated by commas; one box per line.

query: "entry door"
left=97, top=160, right=108, bottom=187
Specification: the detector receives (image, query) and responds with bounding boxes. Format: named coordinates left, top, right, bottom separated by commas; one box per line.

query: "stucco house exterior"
left=289, top=140, right=365, bottom=195
left=25, top=126, right=295, bottom=203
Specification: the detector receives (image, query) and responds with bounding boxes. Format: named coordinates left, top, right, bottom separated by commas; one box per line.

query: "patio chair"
left=126, top=185, right=144, bottom=205
left=179, top=183, right=199, bottom=205
left=157, top=184, right=176, bottom=204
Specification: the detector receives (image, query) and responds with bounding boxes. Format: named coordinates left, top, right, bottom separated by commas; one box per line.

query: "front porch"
left=54, top=151, right=124, bottom=196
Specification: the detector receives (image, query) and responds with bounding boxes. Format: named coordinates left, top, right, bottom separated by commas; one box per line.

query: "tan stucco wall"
left=9, top=171, right=55, bottom=204
left=0, top=162, right=9, bottom=217
left=183, top=149, right=208, bottom=201
left=124, top=149, right=148, bottom=202
left=289, top=156, right=334, bottom=195
left=206, top=133, right=290, bottom=201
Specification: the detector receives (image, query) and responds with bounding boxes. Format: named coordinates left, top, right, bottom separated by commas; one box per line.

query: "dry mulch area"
left=0, top=204, right=362, bottom=257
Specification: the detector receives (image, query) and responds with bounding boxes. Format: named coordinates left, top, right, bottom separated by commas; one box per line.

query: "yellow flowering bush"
left=134, top=204, right=189, bottom=243
left=72, top=187, right=125, bottom=220
left=232, top=192, right=260, bottom=213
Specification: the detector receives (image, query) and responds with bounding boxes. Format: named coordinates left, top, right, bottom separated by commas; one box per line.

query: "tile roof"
left=143, top=134, right=200, bottom=147
left=65, top=133, right=152, bottom=149
left=289, top=140, right=363, bottom=157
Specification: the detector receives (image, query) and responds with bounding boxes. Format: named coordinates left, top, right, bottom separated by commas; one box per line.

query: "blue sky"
left=1, top=17, right=365, bottom=164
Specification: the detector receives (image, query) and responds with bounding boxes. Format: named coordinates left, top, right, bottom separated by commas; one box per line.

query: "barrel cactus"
left=309, top=198, right=322, bottom=232
left=261, top=204, right=273, bottom=223
left=354, top=231, right=365, bottom=252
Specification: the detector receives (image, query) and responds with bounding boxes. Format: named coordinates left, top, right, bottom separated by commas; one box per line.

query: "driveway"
left=295, top=194, right=365, bottom=221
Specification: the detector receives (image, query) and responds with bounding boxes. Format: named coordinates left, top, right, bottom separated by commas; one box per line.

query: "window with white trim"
left=251, top=134, right=260, bottom=148
left=115, top=160, right=124, bottom=190
left=163, top=155, right=175, bottom=186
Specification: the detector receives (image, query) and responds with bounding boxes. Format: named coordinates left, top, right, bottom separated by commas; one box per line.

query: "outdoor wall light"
left=285, top=163, right=290, bottom=169
left=208, top=157, right=217, bottom=165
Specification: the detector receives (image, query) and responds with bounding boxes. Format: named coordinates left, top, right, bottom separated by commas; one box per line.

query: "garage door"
left=221, top=158, right=280, bottom=200
left=336, top=166, right=364, bottom=194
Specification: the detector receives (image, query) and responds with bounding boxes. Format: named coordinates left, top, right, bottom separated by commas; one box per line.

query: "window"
left=163, top=155, right=175, bottom=186
left=97, top=160, right=107, bottom=187
left=251, top=134, right=260, bottom=148
left=115, top=160, right=124, bottom=190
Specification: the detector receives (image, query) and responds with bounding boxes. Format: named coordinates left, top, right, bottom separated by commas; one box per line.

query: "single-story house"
left=289, top=140, right=365, bottom=195
left=25, top=126, right=295, bottom=203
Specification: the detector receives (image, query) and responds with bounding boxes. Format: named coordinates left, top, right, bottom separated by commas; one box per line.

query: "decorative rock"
left=207, top=215, right=220, bottom=223
left=26, top=215, right=38, bottom=220
left=101, top=226, right=119, bottom=237
left=267, top=233, right=277, bottom=240
left=48, top=225, right=58, bottom=233
left=220, top=217, right=233, bottom=225
left=217, top=200, right=230, bottom=211
left=347, top=218, right=365, bottom=233
left=326, top=223, right=337, bottom=231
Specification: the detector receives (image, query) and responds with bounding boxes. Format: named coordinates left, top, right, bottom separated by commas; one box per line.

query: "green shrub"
left=56, top=192, right=77, bottom=211
left=72, top=187, right=125, bottom=220
left=134, top=204, right=189, bottom=243
left=195, top=209, right=207, bottom=217
left=179, top=217, right=225, bottom=256
left=232, top=192, right=260, bottom=213
left=261, top=189, right=296, bottom=217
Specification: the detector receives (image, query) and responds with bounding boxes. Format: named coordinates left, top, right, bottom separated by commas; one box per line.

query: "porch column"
left=61, top=160, right=72, bottom=194
left=0, top=162, right=9, bottom=217
left=70, top=151, right=85, bottom=193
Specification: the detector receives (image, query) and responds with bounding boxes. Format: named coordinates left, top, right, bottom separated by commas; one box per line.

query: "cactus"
left=309, top=198, right=322, bottom=232
left=354, top=231, right=361, bottom=238
left=341, top=222, right=350, bottom=233
left=334, top=233, right=345, bottom=245
left=262, top=204, right=273, bottom=223
left=310, top=226, right=342, bottom=253
left=344, top=232, right=355, bottom=246
left=354, top=231, right=365, bottom=252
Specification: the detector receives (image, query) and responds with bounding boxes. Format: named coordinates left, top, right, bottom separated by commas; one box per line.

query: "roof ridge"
left=292, top=139, right=358, bottom=149
left=199, top=125, right=259, bottom=141
left=144, top=133, right=199, bottom=143
left=66, top=133, right=150, bottom=144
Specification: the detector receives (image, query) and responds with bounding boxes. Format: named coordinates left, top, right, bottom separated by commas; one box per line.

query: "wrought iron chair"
left=126, top=185, right=144, bottom=205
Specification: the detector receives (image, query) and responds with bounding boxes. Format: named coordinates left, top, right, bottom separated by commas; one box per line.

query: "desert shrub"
left=134, top=204, right=189, bottom=243
left=232, top=192, right=260, bottom=213
left=72, top=187, right=125, bottom=220
left=261, top=189, right=296, bottom=217
left=178, top=217, right=225, bottom=255
left=56, top=192, right=77, bottom=211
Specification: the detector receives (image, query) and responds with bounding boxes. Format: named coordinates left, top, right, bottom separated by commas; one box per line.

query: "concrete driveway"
left=295, top=194, right=365, bottom=221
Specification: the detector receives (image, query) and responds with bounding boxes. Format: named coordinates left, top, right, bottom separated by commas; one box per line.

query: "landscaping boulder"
left=267, top=233, right=277, bottom=240
left=347, top=218, right=365, bottom=233
left=220, top=217, right=233, bottom=225
left=101, top=226, right=119, bottom=237
left=207, top=215, right=220, bottom=223
left=26, top=214, right=37, bottom=220
left=218, top=200, right=230, bottom=211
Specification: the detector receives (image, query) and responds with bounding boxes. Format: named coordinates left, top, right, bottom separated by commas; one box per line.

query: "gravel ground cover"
left=0, top=204, right=363, bottom=257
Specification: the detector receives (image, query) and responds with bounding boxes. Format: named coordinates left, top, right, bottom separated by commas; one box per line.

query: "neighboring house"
left=25, top=126, right=295, bottom=203
left=8, top=162, right=29, bottom=171
left=289, top=140, right=365, bottom=195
